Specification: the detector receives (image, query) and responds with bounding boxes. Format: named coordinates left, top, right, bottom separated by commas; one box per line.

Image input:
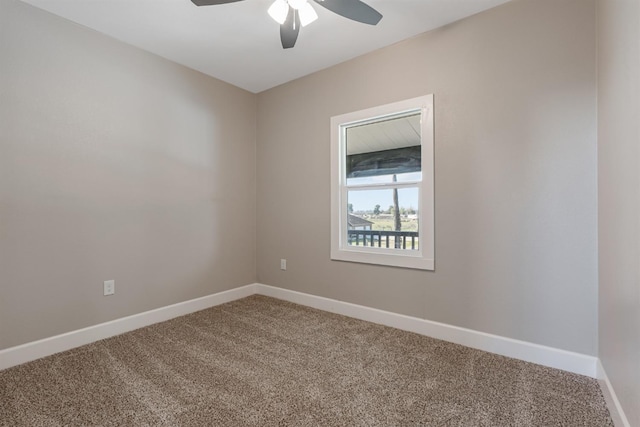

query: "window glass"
left=345, top=112, right=421, bottom=185
left=347, top=188, right=420, bottom=250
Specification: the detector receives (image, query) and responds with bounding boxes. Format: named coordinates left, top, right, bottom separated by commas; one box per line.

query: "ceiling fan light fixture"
left=268, top=0, right=289, bottom=25
left=191, top=0, right=383, bottom=50
left=298, top=2, right=318, bottom=27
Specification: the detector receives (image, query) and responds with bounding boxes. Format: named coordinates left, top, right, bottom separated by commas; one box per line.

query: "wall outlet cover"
left=103, top=280, right=115, bottom=296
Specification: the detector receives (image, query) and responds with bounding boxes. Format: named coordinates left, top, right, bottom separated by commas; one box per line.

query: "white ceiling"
left=20, top=0, right=512, bottom=93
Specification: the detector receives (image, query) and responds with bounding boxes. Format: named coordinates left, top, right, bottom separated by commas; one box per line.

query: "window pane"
left=345, top=112, right=421, bottom=183
left=347, top=188, right=419, bottom=250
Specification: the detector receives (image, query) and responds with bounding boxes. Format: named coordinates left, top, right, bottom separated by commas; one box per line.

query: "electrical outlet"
left=280, top=259, right=287, bottom=270
left=103, top=280, right=115, bottom=296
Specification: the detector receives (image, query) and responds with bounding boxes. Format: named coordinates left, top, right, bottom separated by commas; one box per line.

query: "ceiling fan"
left=190, top=0, right=383, bottom=49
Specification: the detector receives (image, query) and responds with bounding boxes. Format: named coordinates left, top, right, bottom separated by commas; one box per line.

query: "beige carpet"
left=0, top=295, right=613, bottom=426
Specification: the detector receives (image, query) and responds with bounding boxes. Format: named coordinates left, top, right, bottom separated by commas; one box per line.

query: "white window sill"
left=331, top=248, right=434, bottom=271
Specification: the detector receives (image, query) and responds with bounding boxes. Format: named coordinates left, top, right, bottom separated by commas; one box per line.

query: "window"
left=330, top=95, right=434, bottom=270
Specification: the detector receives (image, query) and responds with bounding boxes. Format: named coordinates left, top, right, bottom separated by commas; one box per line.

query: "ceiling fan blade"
left=280, top=8, right=301, bottom=49
left=191, top=0, right=245, bottom=6
left=312, top=0, right=382, bottom=25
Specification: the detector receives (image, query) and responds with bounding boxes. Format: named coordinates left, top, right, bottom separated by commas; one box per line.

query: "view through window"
left=345, top=112, right=422, bottom=251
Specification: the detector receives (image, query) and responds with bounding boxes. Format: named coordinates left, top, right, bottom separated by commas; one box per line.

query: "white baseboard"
left=255, top=284, right=598, bottom=378
left=597, top=360, right=632, bottom=427
left=1, top=282, right=598, bottom=381
left=0, top=284, right=257, bottom=371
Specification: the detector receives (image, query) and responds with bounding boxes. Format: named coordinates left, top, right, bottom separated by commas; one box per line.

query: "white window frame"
left=330, top=95, right=434, bottom=270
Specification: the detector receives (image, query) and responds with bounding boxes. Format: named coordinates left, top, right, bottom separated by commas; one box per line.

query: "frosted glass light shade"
left=268, top=0, right=289, bottom=24
left=298, top=2, right=318, bottom=26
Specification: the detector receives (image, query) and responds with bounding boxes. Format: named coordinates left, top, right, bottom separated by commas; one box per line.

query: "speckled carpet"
left=0, top=295, right=613, bottom=426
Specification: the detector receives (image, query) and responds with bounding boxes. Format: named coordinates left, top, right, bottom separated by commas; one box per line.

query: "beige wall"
left=597, top=0, right=640, bottom=424
left=0, top=0, right=257, bottom=349
left=257, top=0, right=599, bottom=355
